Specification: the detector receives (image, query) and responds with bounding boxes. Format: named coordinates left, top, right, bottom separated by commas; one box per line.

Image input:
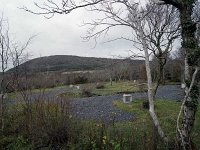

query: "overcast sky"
left=0, top=0, right=141, bottom=59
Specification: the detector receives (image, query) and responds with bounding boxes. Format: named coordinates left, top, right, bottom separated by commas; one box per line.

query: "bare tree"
left=22, top=0, right=104, bottom=18
left=0, top=15, right=33, bottom=134
left=106, top=57, right=115, bottom=86
left=129, top=3, right=180, bottom=98
left=193, top=1, right=200, bottom=45
left=10, top=36, right=34, bottom=91
left=0, top=15, right=10, bottom=133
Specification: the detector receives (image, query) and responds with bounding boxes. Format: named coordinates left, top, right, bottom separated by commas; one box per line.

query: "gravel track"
left=71, top=85, right=185, bottom=122
left=71, top=95, right=135, bottom=123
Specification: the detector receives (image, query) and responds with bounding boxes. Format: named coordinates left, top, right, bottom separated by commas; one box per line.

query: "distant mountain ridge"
left=9, top=55, right=144, bottom=73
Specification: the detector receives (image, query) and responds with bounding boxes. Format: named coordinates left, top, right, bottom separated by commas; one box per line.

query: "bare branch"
left=22, top=0, right=105, bottom=18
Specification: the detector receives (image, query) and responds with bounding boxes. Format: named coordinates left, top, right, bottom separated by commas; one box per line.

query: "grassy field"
left=113, top=99, right=200, bottom=149
left=56, top=81, right=147, bottom=99
left=92, top=81, right=146, bottom=96
left=62, top=99, right=200, bottom=149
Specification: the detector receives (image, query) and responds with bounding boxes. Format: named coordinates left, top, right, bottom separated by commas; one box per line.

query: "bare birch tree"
left=130, top=4, right=180, bottom=98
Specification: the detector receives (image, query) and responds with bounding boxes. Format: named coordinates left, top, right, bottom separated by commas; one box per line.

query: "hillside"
left=9, top=55, right=144, bottom=73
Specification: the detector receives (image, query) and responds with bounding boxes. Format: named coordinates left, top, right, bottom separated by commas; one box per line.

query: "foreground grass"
left=113, top=99, right=200, bottom=148
left=5, top=82, right=200, bottom=149
left=2, top=97, right=200, bottom=149
left=59, top=91, right=82, bottom=99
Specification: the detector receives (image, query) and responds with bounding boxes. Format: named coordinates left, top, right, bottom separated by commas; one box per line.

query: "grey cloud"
left=0, top=0, right=140, bottom=59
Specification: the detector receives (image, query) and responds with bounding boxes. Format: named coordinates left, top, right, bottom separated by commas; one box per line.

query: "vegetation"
left=95, top=83, right=105, bottom=89
left=93, top=81, right=146, bottom=96
left=8, top=55, right=144, bottom=73
left=58, top=81, right=147, bottom=99
left=0, top=97, right=71, bottom=149
left=113, top=100, right=200, bottom=149
left=1, top=95, right=200, bottom=149
left=59, top=91, right=82, bottom=99
left=1, top=0, right=200, bottom=149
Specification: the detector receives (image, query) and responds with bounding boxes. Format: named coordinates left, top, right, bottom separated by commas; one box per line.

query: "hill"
left=9, top=55, right=144, bottom=73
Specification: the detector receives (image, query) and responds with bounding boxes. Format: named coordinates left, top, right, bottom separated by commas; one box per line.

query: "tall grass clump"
left=2, top=94, right=71, bottom=149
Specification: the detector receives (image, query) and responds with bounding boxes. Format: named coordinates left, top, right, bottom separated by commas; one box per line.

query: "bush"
left=5, top=136, right=33, bottom=150
left=142, top=100, right=149, bottom=109
left=4, top=95, right=71, bottom=149
left=96, top=83, right=105, bottom=89
left=138, top=83, right=147, bottom=92
left=81, top=86, right=93, bottom=97
left=74, top=76, right=88, bottom=84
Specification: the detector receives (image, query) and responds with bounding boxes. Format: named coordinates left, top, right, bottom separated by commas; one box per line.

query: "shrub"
left=74, top=76, right=88, bottom=84
left=5, top=136, right=33, bottom=150
left=96, top=83, right=105, bottom=89
left=138, top=83, right=147, bottom=92
left=81, top=86, right=93, bottom=97
left=4, top=95, right=71, bottom=149
left=142, top=100, right=149, bottom=109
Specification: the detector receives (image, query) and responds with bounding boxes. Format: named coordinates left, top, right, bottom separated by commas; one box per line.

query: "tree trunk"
left=154, top=1, right=199, bottom=148
left=0, top=73, right=5, bottom=133
left=177, top=64, right=199, bottom=150
left=138, top=27, right=169, bottom=144
left=0, top=94, right=4, bottom=133
left=176, top=2, right=200, bottom=149
left=110, top=77, right=113, bottom=86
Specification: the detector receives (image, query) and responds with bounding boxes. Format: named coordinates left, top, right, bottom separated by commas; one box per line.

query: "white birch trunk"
left=176, top=57, right=199, bottom=150
left=138, top=26, right=169, bottom=143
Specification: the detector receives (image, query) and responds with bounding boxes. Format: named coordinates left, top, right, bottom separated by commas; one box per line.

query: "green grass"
left=29, top=85, right=68, bottom=93
left=92, top=81, right=146, bottom=96
left=67, top=99, right=196, bottom=149
left=58, top=81, right=146, bottom=99
left=59, top=92, right=82, bottom=99
left=113, top=99, right=200, bottom=148
left=7, top=93, right=16, bottom=100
